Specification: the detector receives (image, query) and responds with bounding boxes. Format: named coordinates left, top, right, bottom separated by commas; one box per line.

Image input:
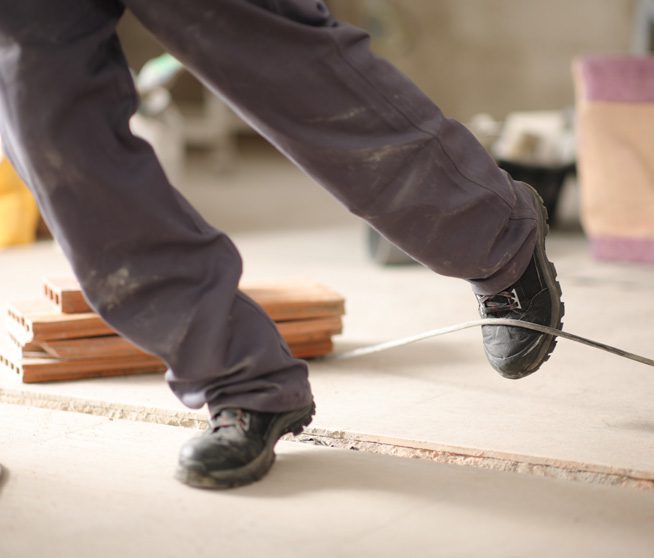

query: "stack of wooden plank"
left=0, top=276, right=345, bottom=383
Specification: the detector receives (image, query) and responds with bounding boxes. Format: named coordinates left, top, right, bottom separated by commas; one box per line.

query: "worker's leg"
left=125, top=0, right=539, bottom=296
left=124, top=0, right=564, bottom=383
left=0, top=0, right=313, bottom=415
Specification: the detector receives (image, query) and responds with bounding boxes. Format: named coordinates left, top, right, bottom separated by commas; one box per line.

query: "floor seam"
left=2, top=390, right=652, bottom=491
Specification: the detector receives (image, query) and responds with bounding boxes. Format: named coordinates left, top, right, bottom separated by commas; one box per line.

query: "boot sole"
left=501, top=184, right=565, bottom=379
left=175, top=401, right=316, bottom=489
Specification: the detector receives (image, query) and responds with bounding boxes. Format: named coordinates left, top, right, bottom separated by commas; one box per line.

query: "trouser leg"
left=124, top=0, right=539, bottom=296
left=0, top=0, right=312, bottom=415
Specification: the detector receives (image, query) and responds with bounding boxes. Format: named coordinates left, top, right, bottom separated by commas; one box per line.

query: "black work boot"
left=176, top=401, right=315, bottom=489
left=476, top=185, right=564, bottom=379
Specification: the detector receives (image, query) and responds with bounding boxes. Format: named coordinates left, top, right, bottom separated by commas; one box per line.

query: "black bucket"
left=497, top=160, right=576, bottom=226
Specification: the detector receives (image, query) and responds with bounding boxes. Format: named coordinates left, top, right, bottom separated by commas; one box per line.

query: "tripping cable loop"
left=322, top=318, right=654, bottom=367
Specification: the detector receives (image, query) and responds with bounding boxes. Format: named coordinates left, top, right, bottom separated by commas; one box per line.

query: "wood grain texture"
left=14, top=330, right=339, bottom=362
left=288, top=338, right=334, bottom=360
left=38, top=336, right=151, bottom=361
left=43, top=276, right=346, bottom=321
left=5, top=302, right=341, bottom=353
left=0, top=346, right=165, bottom=383
left=0, top=334, right=330, bottom=383
left=241, top=280, right=345, bottom=321
left=276, top=316, right=342, bottom=344
left=3, top=335, right=44, bottom=361
left=3, top=337, right=37, bottom=362
left=43, top=276, right=90, bottom=314
left=0, top=278, right=344, bottom=382
left=5, top=299, right=114, bottom=344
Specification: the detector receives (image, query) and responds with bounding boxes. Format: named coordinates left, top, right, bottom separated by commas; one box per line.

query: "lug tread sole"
left=485, top=184, right=565, bottom=379
left=511, top=184, right=565, bottom=378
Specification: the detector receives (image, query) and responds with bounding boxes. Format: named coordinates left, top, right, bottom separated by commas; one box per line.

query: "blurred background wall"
left=119, top=0, right=637, bottom=120
left=329, top=0, right=636, bottom=120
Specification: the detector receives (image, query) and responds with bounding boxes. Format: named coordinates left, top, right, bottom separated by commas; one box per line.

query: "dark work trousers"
left=0, top=0, right=538, bottom=416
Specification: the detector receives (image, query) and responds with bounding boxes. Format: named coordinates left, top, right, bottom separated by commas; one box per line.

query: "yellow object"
left=0, top=157, right=39, bottom=248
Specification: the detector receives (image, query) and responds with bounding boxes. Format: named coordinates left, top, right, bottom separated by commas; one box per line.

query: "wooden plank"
left=42, top=276, right=345, bottom=321
left=0, top=346, right=165, bottom=383
left=5, top=299, right=114, bottom=344
left=0, top=334, right=330, bottom=382
left=30, top=331, right=338, bottom=361
left=5, top=334, right=43, bottom=357
left=276, top=316, right=342, bottom=344
left=288, top=338, right=334, bottom=359
left=2, top=336, right=46, bottom=362
left=6, top=295, right=342, bottom=346
left=38, top=336, right=150, bottom=361
left=40, top=334, right=337, bottom=361
left=241, top=280, right=345, bottom=322
left=43, top=276, right=90, bottom=314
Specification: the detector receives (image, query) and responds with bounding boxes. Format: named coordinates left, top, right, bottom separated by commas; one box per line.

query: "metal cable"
left=322, top=318, right=654, bottom=367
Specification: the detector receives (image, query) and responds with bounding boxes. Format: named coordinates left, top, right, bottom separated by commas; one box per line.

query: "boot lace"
left=211, top=409, right=251, bottom=433
left=477, top=288, right=522, bottom=316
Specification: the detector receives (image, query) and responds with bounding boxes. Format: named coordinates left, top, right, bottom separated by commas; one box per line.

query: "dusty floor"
left=1, top=139, right=653, bottom=554
left=2, top=403, right=654, bottom=558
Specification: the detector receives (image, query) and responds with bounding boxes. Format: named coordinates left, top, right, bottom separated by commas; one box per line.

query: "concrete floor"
left=1, top=139, right=654, bottom=553
left=2, top=403, right=654, bottom=558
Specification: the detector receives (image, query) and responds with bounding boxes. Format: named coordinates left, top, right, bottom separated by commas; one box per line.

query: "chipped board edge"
left=0, top=388, right=206, bottom=429
left=294, top=429, right=654, bottom=491
left=0, top=387, right=652, bottom=491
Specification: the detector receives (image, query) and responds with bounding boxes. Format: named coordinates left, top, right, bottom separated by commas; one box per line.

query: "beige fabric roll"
left=577, top=101, right=654, bottom=238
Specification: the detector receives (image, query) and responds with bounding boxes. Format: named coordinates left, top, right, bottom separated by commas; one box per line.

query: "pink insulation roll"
left=575, top=55, right=654, bottom=263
